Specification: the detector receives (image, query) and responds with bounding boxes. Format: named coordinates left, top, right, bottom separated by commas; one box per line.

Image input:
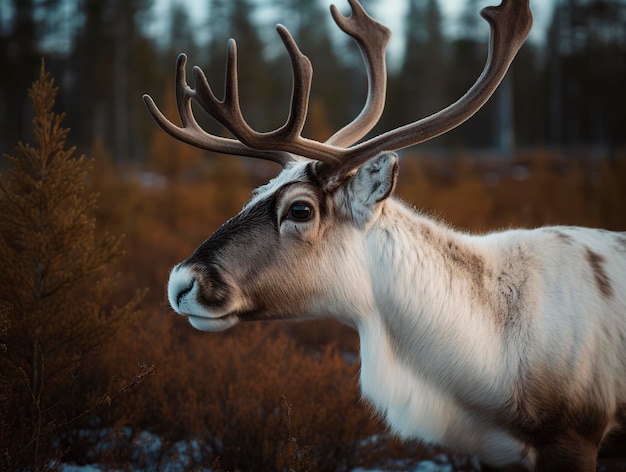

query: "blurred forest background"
left=1, top=0, right=626, bottom=470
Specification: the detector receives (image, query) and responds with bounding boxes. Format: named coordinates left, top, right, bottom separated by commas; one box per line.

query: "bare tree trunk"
left=114, top=0, right=129, bottom=162
left=495, top=73, right=514, bottom=158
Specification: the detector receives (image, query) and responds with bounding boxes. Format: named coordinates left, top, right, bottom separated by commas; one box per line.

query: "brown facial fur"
left=182, top=165, right=345, bottom=323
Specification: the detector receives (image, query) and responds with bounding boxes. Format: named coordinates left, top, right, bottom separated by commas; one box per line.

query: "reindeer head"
left=143, top=0, right=532, bottom=332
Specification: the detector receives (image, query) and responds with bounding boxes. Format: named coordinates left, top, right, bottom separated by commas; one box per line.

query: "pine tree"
left=0, top=63, right=146, bottom=470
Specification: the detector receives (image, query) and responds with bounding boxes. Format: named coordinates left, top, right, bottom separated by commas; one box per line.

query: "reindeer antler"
left=143, top=0, right=532, bottom=173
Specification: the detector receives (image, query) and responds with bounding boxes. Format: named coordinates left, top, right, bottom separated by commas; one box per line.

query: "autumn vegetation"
left=1, top=62, right=626, bottom=471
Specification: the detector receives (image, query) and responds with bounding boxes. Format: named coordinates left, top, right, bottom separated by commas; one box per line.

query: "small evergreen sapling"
left=0, top=63, right=148, bottom=470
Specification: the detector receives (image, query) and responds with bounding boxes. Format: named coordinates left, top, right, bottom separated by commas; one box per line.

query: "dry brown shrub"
left=398, top=149, right=626, bottom=233
left=96, top=318, right=387, bottom=471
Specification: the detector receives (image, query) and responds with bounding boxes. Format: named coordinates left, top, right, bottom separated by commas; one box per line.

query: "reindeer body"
left=144, top=0, right=626, bottom=468
left=355, top=193, right=626, bottom=468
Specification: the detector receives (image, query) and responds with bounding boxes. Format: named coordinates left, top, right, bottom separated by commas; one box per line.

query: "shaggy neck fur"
left=356, top=198, right=533, bottom=467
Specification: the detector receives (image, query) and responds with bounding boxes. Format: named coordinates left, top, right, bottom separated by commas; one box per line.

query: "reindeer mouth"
left=169, top=263, right=277, bottom=331
left=187, top=313, right=239, bottom=332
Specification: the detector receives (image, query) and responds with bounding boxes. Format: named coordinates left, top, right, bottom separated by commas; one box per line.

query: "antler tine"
left=337, top=0, right=533, bottom=174
left=190, top=40, right=247, bottom=137
left=143, top=53, right=292, bottom=165
left=274, top=25, right=317, bottom=141
left=326, top=0, right=391, bottom=147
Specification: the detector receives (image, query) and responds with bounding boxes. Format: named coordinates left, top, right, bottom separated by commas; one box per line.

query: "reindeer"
left=143, top=0, right=626, bottom=469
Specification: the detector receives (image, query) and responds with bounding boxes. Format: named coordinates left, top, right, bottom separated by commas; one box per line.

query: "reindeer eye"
left=288, top=202, right=313, bottom=221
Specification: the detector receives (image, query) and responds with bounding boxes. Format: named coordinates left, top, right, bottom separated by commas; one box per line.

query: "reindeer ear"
left=346, top=152, right=398, bottom=224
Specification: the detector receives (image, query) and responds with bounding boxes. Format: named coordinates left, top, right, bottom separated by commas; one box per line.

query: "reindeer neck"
left=357, top=199, right=511, bottom=432
left=364, top=198, right=500, bottom=325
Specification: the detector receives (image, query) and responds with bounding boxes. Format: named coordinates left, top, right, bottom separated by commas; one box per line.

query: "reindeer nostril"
left=177, top=279, right=195, bottom=307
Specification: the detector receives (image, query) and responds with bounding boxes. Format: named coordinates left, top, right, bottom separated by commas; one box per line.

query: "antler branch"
left=143, top=54, right=292, bottom=165
left=326, top=0, right=391, bottom=147
left=207, top=25, right=342, bottom=165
